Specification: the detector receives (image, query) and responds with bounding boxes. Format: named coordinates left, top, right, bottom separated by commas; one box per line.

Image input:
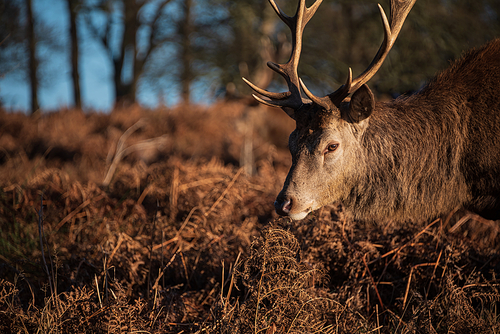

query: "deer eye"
left=324, top=143, right=339, bottom=154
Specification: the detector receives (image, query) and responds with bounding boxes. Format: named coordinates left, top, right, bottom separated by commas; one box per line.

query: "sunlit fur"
left=278, top=39, right=500, bottom=222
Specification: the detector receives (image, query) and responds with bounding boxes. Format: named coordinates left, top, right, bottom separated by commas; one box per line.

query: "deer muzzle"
left=274, top=195, right=313, bottom=220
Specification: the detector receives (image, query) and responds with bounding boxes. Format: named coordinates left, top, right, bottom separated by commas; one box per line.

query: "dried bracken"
left=1, top=103, right=499, bottom=333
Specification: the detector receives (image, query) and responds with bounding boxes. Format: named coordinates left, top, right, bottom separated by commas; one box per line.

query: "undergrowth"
left=1, top=103, right=499, bottom=333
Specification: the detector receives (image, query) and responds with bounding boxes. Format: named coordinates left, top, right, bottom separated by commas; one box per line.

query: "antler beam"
left=308, top=0, right=417, bottom=109
left=245, top=0, right=416, bottom=113
left=242, top=0, right=323, bottom=112
left=348, top=0, right=417, bottom=94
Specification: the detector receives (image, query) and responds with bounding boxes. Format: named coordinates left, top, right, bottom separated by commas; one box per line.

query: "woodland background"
left=1, top=0, right=500, bottom=333
left=1, top=0, right=500, bottom=112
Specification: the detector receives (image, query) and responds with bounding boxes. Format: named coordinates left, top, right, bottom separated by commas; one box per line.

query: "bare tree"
left=66, top=0, right=81, bottom=109
left=0, top=0, right=25, bottom=78
left=178, top=0, right=193, bottom=103
left=211, top=0, right=500, bottom=100
left=26, top=0, right=39, bottom=114
left=82, top=0, right=173, bottom=105
left=0, top=0, right=63, bottom=112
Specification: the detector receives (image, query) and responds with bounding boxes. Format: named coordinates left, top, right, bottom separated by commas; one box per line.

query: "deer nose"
left=274, top=198, right=293, bottom=216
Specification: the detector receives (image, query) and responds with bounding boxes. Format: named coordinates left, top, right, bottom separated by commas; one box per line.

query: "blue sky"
left=0, top=0, right=173, bottom=113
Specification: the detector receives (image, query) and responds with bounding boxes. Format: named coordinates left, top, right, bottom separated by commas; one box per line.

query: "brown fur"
left=278, top=39, right=500, bottom=222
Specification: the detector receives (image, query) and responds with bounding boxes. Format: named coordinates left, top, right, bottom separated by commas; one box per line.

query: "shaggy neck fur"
left=343, top=39, right=500, bottom=222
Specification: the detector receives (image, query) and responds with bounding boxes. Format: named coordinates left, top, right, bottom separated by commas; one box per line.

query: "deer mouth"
left=288, top=204, right=315, bottom=220
left=288, top=200, right=327, bottom=220
left=275, top=197, right=315, bottom=220
left=288, top=210, right=311, bottom=221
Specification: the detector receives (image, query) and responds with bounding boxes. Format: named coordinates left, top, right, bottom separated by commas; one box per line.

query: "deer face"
left=275, top=86, right=373, bottom=219
left=243, top=0, right=415, bottom=220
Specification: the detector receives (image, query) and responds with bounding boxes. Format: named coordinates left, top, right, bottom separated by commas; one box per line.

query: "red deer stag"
left=243, top=0, right=500, bottom=222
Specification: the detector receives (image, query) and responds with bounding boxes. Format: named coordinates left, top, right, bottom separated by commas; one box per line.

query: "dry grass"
left=1, top=102, right=500, bottom=333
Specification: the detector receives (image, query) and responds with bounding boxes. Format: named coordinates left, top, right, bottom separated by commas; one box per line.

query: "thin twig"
left=103, top=119, right=146, bottom=186
left=170, top=166, right=179, bottom=221
left=95, top=274, right=102, bottom=308
left=402, top=267, right=414, bottom=310
left=223, top=252, right=241, bottom=315
left=370, top=218, right=440, bottom=265
left=103, top=119, right=168, bottom=186
left=205, top=168, right=243, bottom=217
left=450, top=213, right=472, bottom=233
left=425, top=248, right=443, bottom=301
left=152, top=206, right=199, bottom=251
left=55, top=194, right=105, bottom=231
left=147, top=204, right=158, bottom=299
left=107, top=233, right=125, bottom=267
left=363, top=253, right=385, bottom=311
left=38, top=193, right=55, bottom=301
left=102, top=247, right=109, bottom=304
left=403, top=262, right=439, bottom=308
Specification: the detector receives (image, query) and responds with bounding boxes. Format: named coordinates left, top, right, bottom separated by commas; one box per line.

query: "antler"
left=303, top=0, right=417, bottom=108
left=242, top=0, right=323, bottom=113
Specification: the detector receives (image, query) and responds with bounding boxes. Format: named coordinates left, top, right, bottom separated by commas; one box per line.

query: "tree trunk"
left=113, top=0, right=140, bottom=105
left=67, top=0, right=81, bottom=109
left=26, top=0, right=39, bottom=114
left=179, top=0, right=193, bottom=103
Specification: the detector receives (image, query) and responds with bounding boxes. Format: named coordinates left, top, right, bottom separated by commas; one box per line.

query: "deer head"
left=243, top=0, right=416, bottom=220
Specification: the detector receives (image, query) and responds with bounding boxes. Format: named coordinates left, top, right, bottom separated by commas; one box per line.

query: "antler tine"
left=268, top=0, right=323, bottom=31
left=300, top=68, right=352, bottom=109
left=316, top=0, right=417, bottom=106
left=242, top=77, right=291, bottom=101
left=243, top=0, right=323, bottom=111
left=348, top=0, right=417, bottom=93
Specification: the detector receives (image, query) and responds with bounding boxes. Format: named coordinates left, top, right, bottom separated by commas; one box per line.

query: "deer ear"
left=348, top=84, right=374, bottom=123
